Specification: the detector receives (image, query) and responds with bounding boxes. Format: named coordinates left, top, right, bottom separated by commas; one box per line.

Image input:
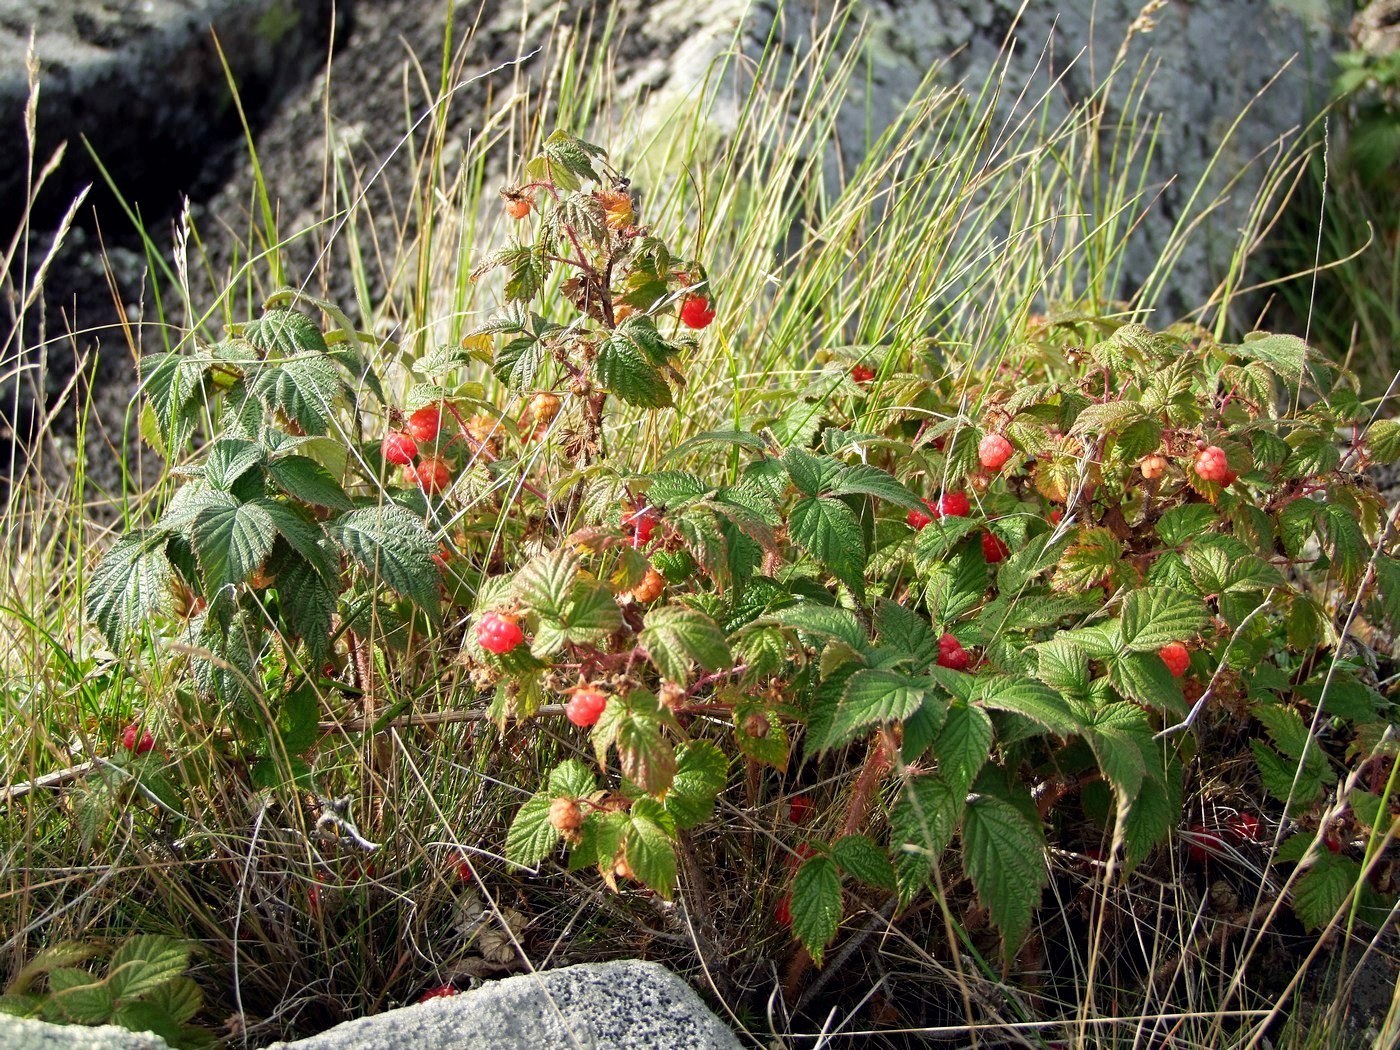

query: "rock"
left=0, top=961, right=741, bottom=1050
left=0, top=1012, right=169, bottom=1050
left=266, top=960, right=743, bottom=1050
left=631, top=0, right=1336, bottom=314
left=0, top=0, right=342, bottom=228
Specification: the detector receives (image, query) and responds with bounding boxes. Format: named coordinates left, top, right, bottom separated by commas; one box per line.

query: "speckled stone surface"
left=0, top=961, right=744, bottom=1049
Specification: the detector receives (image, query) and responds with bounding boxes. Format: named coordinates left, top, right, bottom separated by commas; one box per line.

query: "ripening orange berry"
left=528, top=392, right=561, bottom=425
left=628, top=567, right=665, bottom=603
left=504, top=196, right=532, bottom=220
left=1140, top=454, right=1169, bottom=480
left=597, top=188, right=634, bottom=230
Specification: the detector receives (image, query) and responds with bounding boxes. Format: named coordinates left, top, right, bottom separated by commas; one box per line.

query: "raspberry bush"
left=89, top=134, right=1400, bottom=973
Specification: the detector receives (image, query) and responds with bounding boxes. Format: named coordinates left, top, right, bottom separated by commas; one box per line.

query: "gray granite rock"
left=267, top=960, right=744, bottom=1050
left=0, top=0, right=339, bottom=225
left=0, top=961, right=743, bottom=1050
left=0, top=1011, right=169, bottom=1050
left=631, top=0, right=1336, bottom=315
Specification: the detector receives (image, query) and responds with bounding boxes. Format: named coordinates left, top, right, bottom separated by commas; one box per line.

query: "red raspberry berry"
left=504, top=196, right=532, bottom=220
left=788, top=794, right=815, bottom=825
left=624, top=506, right=660, bottom=547
left=981, top=531, right=1010, bottom=563
left=476, top=613, right=525, bottom=655
left=937, top=633, right=970, bottom=671
left=978, top=433, right=1014, bottom=471
left=1186, top=824, right=1227, bottom=864
left=419, top=984, right=459, bottom=1002
left=936, top=492, right=971, bottom=518
left=907, top=500, right=935, bottom=531
left=1225, top=812, right=1263, bottom=843
left=407, top=405, right=442, bottom=443
left=1159, top=642, right=1190, bottom=678
left=850, top=364, right=875, bottom=384
left=381, top=431, right=418, bottom=466
left=1049, top=509, right=1063, bottom=525
left=1194, top=445, right=1236, bottom=486
left=566, top=688, right=609, bottom=728
left=120, top=723, right=154, bottom=754
left=1324, top=830, right=1343, bottom=854
left=775, top=894, right=792, bottom=927
left=414, top=456, right=452, bottom=495
left=679, top=295, right=716, bottom=330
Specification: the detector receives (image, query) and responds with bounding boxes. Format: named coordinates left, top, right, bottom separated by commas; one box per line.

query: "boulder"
left=0, top=960, right=744, bottom=1050
left=266, top=960, right=744, bottom=1050
left=0, top=1011, right=168, bottom=1050
left=631, top=0, right=1336, bottom=313
left=0, top=0, right=341, bottom=228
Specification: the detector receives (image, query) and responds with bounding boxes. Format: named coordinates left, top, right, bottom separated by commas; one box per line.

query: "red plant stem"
left=842, top=731, right=893, bottom=837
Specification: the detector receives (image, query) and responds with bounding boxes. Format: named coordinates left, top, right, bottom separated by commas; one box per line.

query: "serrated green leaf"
left=1083, top=703, right=1151, bottom=803
left=977, top=676, right=1079, bottom=737
left=640, top=604, right=731, bottom=682
left=1119, top=588, right=1207, bottom=652
left=1292, top=851, right=1362, bottom=930
left=890, top=774, right=961, bottom=901
left=329, top=506, right=439, bottom=613
left=571, top=810, right=628, bottom=871
left=243, top=308, right=328, bottom=357
left=1236, top=332, right=1309, bottom=378
left=86, top=531, right=172, bottom=650
left=1123, top=771, right=1180, bottom=868
left=514, top=548, right=581, bottom=621
left=254, top=355, right=341, bottom=434
left=873, top=598, right=936, bottom=668
left=255, top=499, right=337, bottom=582
left=274, top=555, right=337, bottom=663
left=1052, top=527, right=1124, bottom=592
left=1251, top=740, right=1324, bottom=809
left=961, top=795, right=1047, bottom=954
left=827, top=463, right=926, bottom=512
left=110, top=1000, right=183, bottom=1044
left=616, top=709, right=678, bottom=796
left=107, top=936, right=189, bottom=1002
left=141, top=976, right=202, bottom=1025
left=268, top=455, right=352, bottom=510
left=201, top=438, right=265, bottom=490
left=826, top=669, right=927, bottom=746
left=791, top=856, right=843, bottom=965
left=595, top=332, right=673, bottom=408
left=625, top=798, right=677, bottom=898
left=1034, top=636, right=1091, bottom=695
left=0, top=993, right=41, bottom=1017
left=1156, top=505, right=1220, bottom=548
left=192, top=496, right=276, bottom=593
left=549, top=759, right=597, bottom=798
left=1108, top=651, right=1187, bottom=717
left=789, top=496, right=867, bottom=592
left=768, top=603, right=867, bottom=649
left=1367, top=419, right=1400, bottom=462
left=934, top=701, right=994, bottom=798
left=665, top=742, right=728, bottom=829
left=505, top=791, right=559, bottom=867
left=43, top=971, right=113, bottom=1025
left=832, top=834, right=897, bottom=891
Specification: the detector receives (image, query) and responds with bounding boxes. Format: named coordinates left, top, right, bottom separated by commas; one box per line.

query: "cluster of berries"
left=120, top=723, right=154, bottom=754
left=381, top=405, right=452, bottom=494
